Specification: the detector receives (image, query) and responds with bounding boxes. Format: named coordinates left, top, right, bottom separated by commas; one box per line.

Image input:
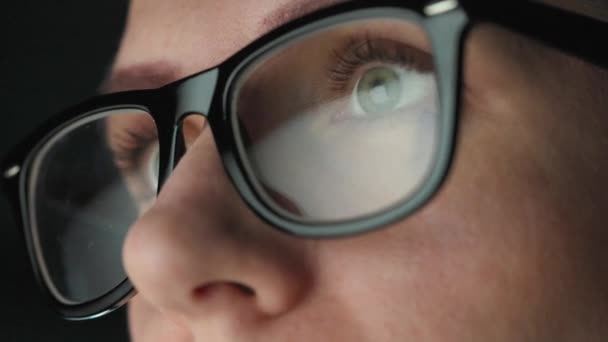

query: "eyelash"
left=109, top=37, right=433, bottom=164
left=327, top=34, right=434, bottom=92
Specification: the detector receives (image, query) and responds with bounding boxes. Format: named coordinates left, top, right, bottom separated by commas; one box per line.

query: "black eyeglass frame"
left=1, top=0, right=606, bottom=321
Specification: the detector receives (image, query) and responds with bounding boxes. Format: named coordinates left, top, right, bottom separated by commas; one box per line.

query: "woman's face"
left=107, top=1, right=608, bottom=341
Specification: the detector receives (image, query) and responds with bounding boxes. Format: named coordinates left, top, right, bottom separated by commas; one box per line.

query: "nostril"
left=234, top=283, right=256, bottom=296
left=192, top=282, right=255, bottom=301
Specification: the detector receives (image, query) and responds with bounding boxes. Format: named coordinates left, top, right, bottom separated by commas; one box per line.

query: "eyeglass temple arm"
left=462, top=1, right=608, bottom=69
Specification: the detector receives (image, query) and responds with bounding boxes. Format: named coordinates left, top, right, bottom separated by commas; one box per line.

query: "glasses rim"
left=17, top=105, right=150, bottom=319
left=1, top=0, right=606, bottom=321
left=228, top=8, right=446, bottom=226
left=27, top=109, right=131, bottom=306
left=220, top=6, right=462, bottom=237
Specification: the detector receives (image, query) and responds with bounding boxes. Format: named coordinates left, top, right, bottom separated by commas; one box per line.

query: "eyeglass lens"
left=27, top=109, right=159, bottom=304
left=233, top=17, right=440, bottom=223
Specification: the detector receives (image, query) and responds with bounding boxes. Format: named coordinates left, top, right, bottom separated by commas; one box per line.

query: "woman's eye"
left=351, top=65, right=435, bottom=117
left=322, top=36, right=436, bottom=122
left=354, top=65, right=404, bottom=115
left=128, top=141, right=160, bottom=192
left=106, top=118, right=160, bottom=205
left=354, top=66, right=402, bottom=114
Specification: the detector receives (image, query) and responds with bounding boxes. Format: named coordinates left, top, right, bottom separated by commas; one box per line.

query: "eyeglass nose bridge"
left=174, top=68, right=220, bottom=122
left=154, top=68, right=219, bottom=186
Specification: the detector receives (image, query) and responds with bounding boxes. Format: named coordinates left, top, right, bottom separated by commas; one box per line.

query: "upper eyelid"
left=326, top=36, right=434, bottom=91
left=335, top=36, right=433, bottom=69
left=326, top=23, right=435, bottom=72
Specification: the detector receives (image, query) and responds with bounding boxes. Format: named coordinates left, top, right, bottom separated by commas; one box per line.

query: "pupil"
left=371, top=78, right=384, bottom=89
left=357, top=67, right=401, bottom=114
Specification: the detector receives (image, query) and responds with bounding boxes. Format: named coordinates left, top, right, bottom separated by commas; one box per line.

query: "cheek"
left=309, top=98, right=608, bottom=340
left=314, top=217, right=552, bottom=341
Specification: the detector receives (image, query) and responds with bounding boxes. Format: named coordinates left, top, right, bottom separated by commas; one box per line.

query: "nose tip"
left=122, top=126, right=313, bottom=324
left=123, top=204, right=310, bottom=322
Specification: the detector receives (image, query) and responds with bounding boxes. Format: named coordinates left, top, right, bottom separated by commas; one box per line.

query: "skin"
left=106, top=0, right=608, bottom=341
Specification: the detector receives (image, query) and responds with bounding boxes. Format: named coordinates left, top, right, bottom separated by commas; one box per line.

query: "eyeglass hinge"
left=424, top=0, right=459, bottom=16
left=3, top=165, right=21, bottom=179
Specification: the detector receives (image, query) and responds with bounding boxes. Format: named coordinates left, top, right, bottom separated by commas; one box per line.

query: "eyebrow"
left=101, top=61, right=183, bottom=94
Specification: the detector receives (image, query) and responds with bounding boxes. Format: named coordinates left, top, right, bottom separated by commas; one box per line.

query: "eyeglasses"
left=1, top=0, right=606, bottom=320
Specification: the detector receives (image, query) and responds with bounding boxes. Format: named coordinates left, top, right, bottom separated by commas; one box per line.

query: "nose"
left=122, top=119, right=313, bottom=324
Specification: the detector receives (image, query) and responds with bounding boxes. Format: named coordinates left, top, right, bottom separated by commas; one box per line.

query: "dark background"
left=1, top=1, right=131, bottom=341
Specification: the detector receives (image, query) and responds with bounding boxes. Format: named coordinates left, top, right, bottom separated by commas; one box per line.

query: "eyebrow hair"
left=101, top=61, right=182, bottom=93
